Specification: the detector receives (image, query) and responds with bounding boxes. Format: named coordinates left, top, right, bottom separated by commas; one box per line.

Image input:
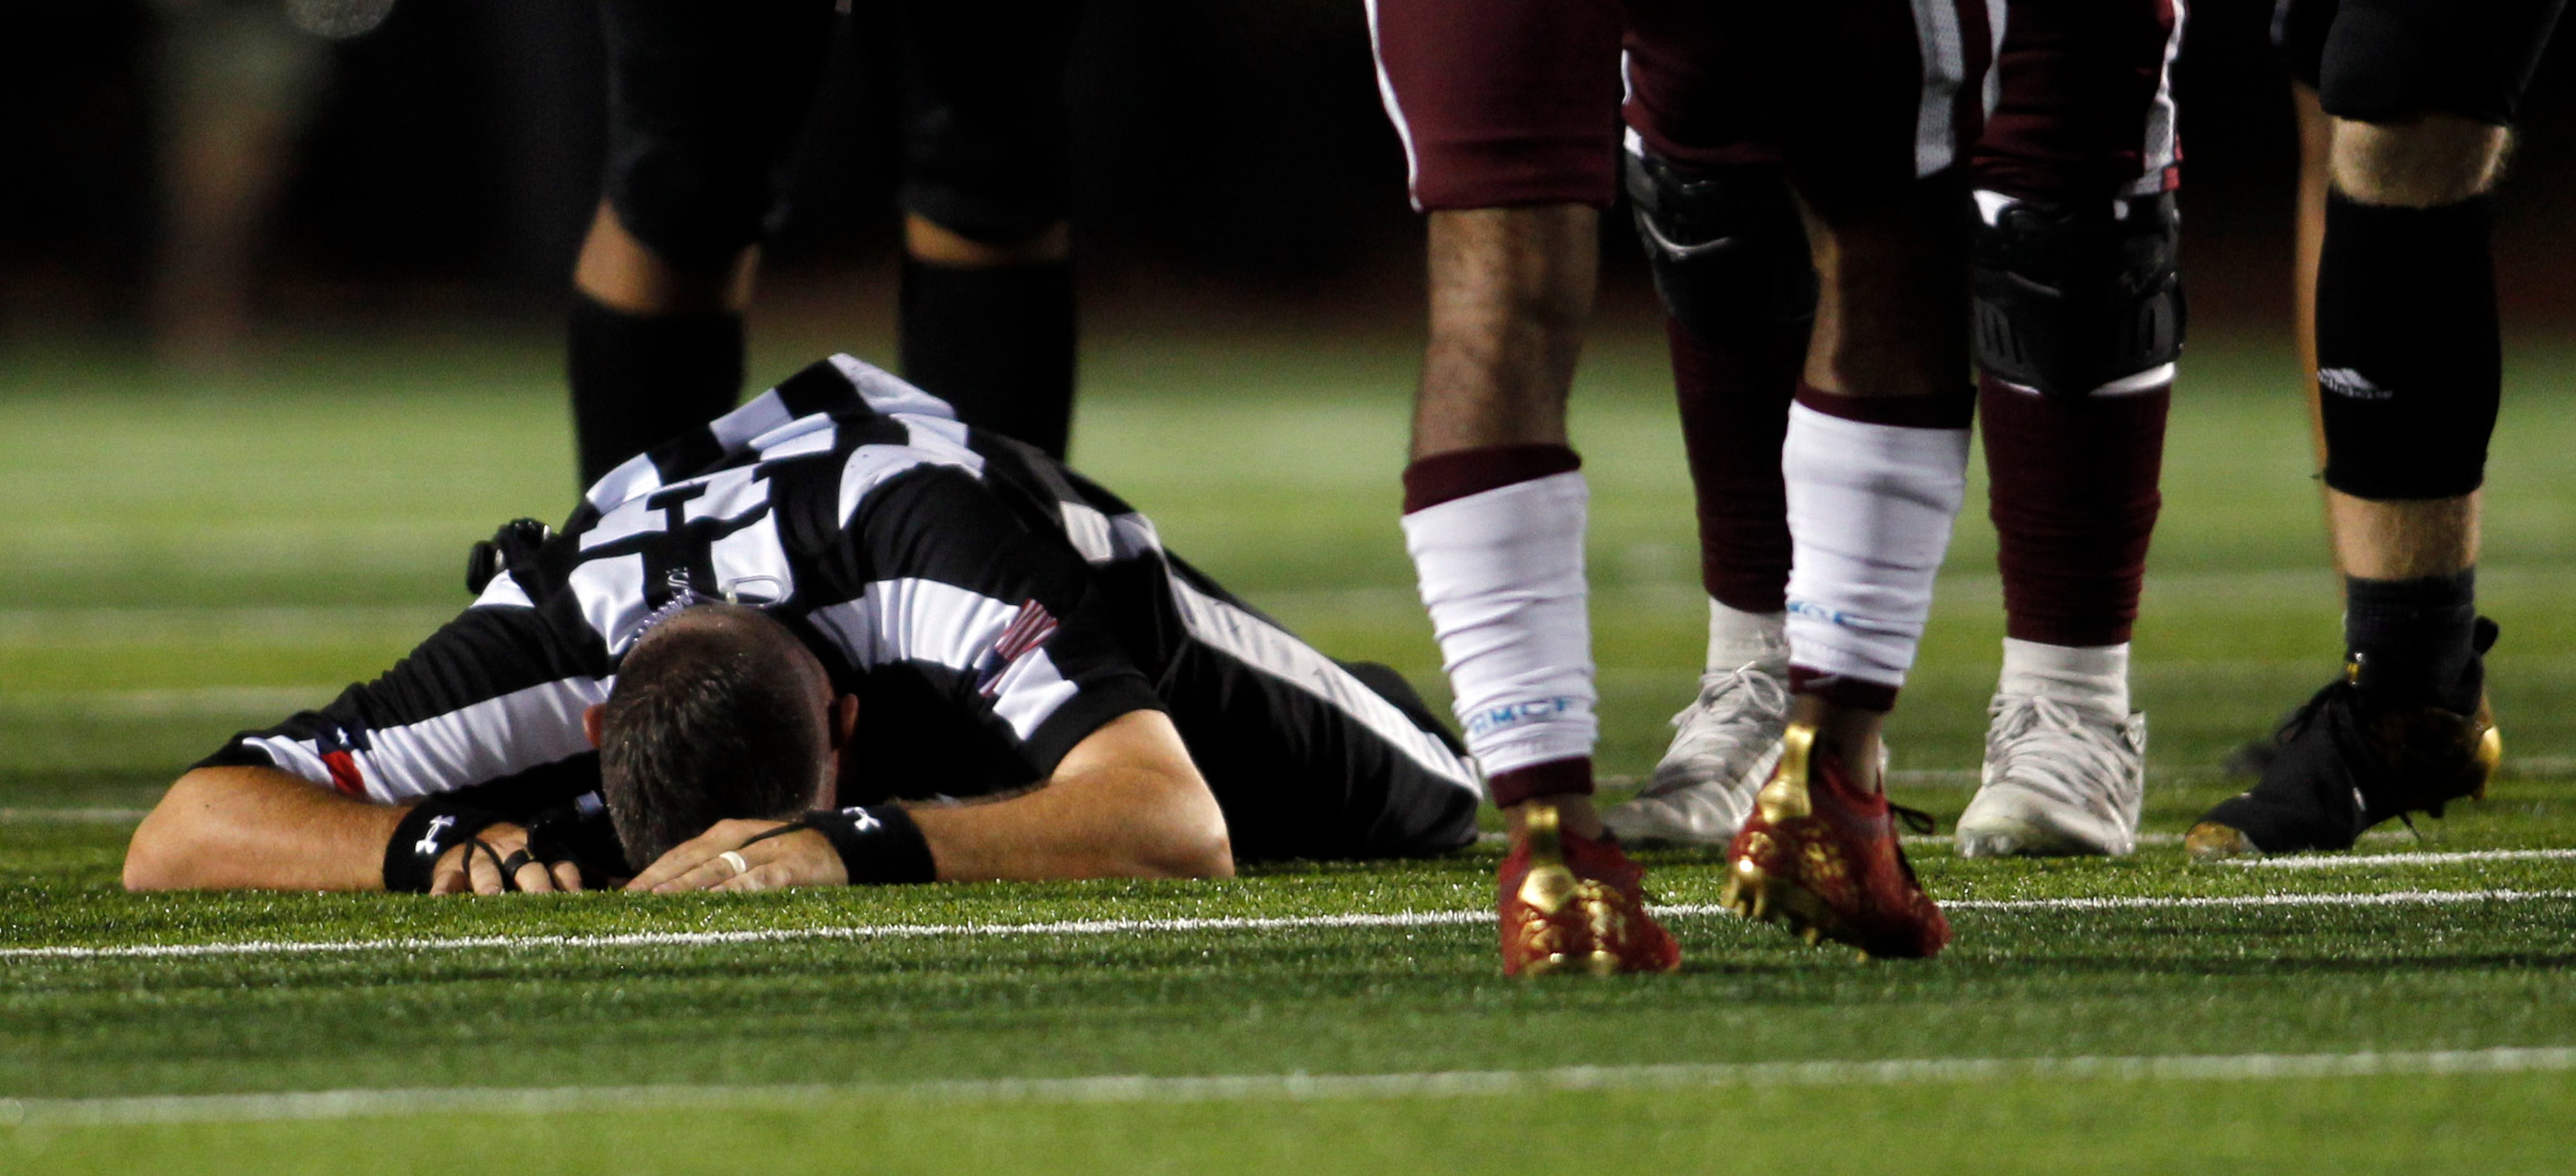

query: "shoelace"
left=1642, top=663, right=1789, bottom=798
left=1984, top=694, right=2136, bottom=820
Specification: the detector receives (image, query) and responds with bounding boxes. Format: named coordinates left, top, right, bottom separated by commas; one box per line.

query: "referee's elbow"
left=1133, top=793, right=1234, bottom=880
left=122, top=770, right=225, bottom=890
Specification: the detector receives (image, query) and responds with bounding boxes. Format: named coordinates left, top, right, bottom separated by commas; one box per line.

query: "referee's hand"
left=627, top=819, right=850, bottom=894
left=428, top=822, right=584, bottom=895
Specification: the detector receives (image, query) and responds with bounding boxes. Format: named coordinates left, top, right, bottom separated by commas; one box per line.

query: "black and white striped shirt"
left=203, top=356, right=1189, bottom=813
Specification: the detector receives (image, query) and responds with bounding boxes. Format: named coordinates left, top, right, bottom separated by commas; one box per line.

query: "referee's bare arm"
left=914, top=709, right=1234, bottom=882
left=123, top=766, right=566, bottom=894
left=631, top=709, right=1234, bottom=892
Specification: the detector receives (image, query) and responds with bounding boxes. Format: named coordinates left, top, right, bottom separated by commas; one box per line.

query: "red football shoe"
left=1722, top=723, right=1950, bottom=959
left=1497, top=803, right=1682, bottom=976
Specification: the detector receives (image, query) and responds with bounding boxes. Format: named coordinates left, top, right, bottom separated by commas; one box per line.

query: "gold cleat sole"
left=2182, top=820, right=2258, bottom=863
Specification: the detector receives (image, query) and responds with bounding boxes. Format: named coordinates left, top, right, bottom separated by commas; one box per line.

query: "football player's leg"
left=891, top=0, right=1081, bottom=458
left=1953, top=0, right=2184, bottom=857
left=1373, top=0, right=1677, bottom=973
left=569, top=0, right=835, bottom=486
left=1700, top=0, right=2000, bottom=957
left=1606, top=29, right=1808, bottom=846
left=2188, top=0, right=2557, bottom=859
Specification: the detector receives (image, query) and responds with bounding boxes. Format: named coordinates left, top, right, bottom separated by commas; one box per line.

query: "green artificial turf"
left=2, top=328, right=2573, bottom=1172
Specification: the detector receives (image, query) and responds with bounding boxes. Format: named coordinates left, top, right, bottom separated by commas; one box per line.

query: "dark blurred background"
left=8, top=0, right=2576, bottom=362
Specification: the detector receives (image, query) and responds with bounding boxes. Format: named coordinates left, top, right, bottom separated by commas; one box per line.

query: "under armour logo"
left=2318, top=368, right=2393, bottom=400
left=841, top=808, right=882, bottom=833
left=414, top=814, right=457, bottom=858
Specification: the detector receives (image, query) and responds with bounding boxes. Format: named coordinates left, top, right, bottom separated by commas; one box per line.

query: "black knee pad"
left=1624, top=151, right=1816, bottom=338
left=1972, top=191, right=2186, bottom=396
left=2315, top=193, right=2500, bottom=500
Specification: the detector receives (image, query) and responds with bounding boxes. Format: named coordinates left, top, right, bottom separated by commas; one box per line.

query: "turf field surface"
left=3, top=328, right=2573, bottom=1172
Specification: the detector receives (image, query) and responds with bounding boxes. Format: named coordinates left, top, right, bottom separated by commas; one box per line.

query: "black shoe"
left=2186, top=621, right=2501, bottom=860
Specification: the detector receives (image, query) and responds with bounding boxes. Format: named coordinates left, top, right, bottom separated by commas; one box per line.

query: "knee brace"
left=1625, top=150, right=1816, bottom=337
left=2315, top=193, right=2500, bottom=500
left=1971, top=191, right=2185, bottom=396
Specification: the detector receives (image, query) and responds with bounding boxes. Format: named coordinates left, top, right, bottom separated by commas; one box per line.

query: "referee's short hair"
left=597, top=603, right=831, bottom=868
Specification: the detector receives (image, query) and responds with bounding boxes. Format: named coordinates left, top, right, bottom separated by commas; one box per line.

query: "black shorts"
left=2276, top=0, right=2567, bottom=125
left=600, top=0, right=1079, bottom=269
left=1154, top=561, right=1482, bottom=863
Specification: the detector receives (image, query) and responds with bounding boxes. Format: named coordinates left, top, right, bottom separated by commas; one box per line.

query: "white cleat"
left=1956, top=694, right=2146, bottom=858
left=1602, top=662, right=1791, bottom=847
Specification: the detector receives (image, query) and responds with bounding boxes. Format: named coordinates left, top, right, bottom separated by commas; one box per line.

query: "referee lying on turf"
left=123, top=356, right=1481, bottom=895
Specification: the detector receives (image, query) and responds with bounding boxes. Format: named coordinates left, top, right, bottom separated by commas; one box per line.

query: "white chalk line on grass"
left=0, top=808, right=149, bottom=825
left=6, top=888, right=2571, bottom=963
left=2230, top=847, right=2576, bottom=869
left=3, top=1046, right=2569, bottom=1128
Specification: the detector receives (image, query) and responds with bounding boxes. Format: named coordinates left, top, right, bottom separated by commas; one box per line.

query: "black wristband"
left=799, top=805, right=936, bottom=885
left=383, top=798, right=507, bottom=893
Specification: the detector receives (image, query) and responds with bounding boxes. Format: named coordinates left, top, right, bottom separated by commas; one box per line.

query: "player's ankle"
left=1786, top=694, right=1886, bottom=793
left=1506, top=793, right=1604, bottom=842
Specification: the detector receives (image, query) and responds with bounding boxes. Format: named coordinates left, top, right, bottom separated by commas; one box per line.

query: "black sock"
left=2345, top=569, right=2481, bottom=711
left=567, top=294, right=745, bottom=486
left=898, top=256, right=1076, bottom=459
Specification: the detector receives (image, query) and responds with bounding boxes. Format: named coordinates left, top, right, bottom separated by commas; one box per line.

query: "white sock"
left=1999, top=637, right=2131, bottom=716
left=1781, top=403, right=1971, bottom=693
left=1401, top=472, right=1597, bottom=781
left=1707, top=597, right=1788, bottom=674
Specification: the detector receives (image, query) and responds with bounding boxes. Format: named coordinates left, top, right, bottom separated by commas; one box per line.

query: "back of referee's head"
left=594, top=602, right=835, bottom=867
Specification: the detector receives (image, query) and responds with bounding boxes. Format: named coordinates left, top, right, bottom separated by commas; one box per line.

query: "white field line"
left=0, top=686, right=339, bottom=718
left=6, top=888, right=2570, bottom=964
left=2228, top=847, right=2576, bottom=869
left=0, top=808, right=149, bottom=824
left=3, top=1045, right=2570, bottom=1127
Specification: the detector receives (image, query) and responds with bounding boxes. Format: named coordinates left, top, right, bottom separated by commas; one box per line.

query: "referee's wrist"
left=798, top=805, right=937, bottom=885
left=383, top=798, right=505, bottom=892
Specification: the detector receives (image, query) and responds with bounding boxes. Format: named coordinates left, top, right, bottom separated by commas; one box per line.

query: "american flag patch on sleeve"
left=973, top=601, right=1061, bottom=697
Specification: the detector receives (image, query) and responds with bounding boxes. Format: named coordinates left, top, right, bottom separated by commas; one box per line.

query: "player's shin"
left=567, top=294, right=746, bottom=487
left=1722, top=385, right=1965, bottom=958
left=1779, top=384, right=1975, bottom=766
left=1963, top=377, right=2165, bottom=855
left=899, top=254, right=1077, bottom=459
left=1400, top=445, right=1598, bottom=811
left=1402, top=445, right=1676, bottom=974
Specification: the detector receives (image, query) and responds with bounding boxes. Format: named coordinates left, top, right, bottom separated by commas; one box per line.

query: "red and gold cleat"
left=1722, top=723, right=1950, bottom=959
left=1497, top=803, right=1682, bottom=976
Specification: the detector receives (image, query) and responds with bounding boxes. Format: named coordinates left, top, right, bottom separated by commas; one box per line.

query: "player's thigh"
left=1972, top=0, right=2182, bottom=202
left=1644, top=0, right=1999, bottom=216
left=1162, top=642, right=1478, bottom=863
left=2280, top=0, right=2567, bottom=127
left=1367, top=0, right=1628, bottom=211
left=599, top=0, right=838, bottom=268
left=885, top=0, right=1080, bottom=244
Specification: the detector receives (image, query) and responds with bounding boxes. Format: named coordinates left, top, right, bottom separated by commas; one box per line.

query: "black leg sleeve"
left=567, top=293, right=745, bottom=487
left=897, top=257, right=1077, bottom=459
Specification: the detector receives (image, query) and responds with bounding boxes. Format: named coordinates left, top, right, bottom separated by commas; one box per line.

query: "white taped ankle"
left=1781, top=403, right=1970, bottom=690
left=1707, top=598, right=1788, bottom=674
left=1999, top=637, right=2132, bottom=715
left=1402, top=472, right=1597, bottom=778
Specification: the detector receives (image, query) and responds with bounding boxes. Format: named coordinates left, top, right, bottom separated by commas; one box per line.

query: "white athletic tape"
left=6, top=889, right=2570, bottom=963
left=3, top=1046, right=2570, bottom=1127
